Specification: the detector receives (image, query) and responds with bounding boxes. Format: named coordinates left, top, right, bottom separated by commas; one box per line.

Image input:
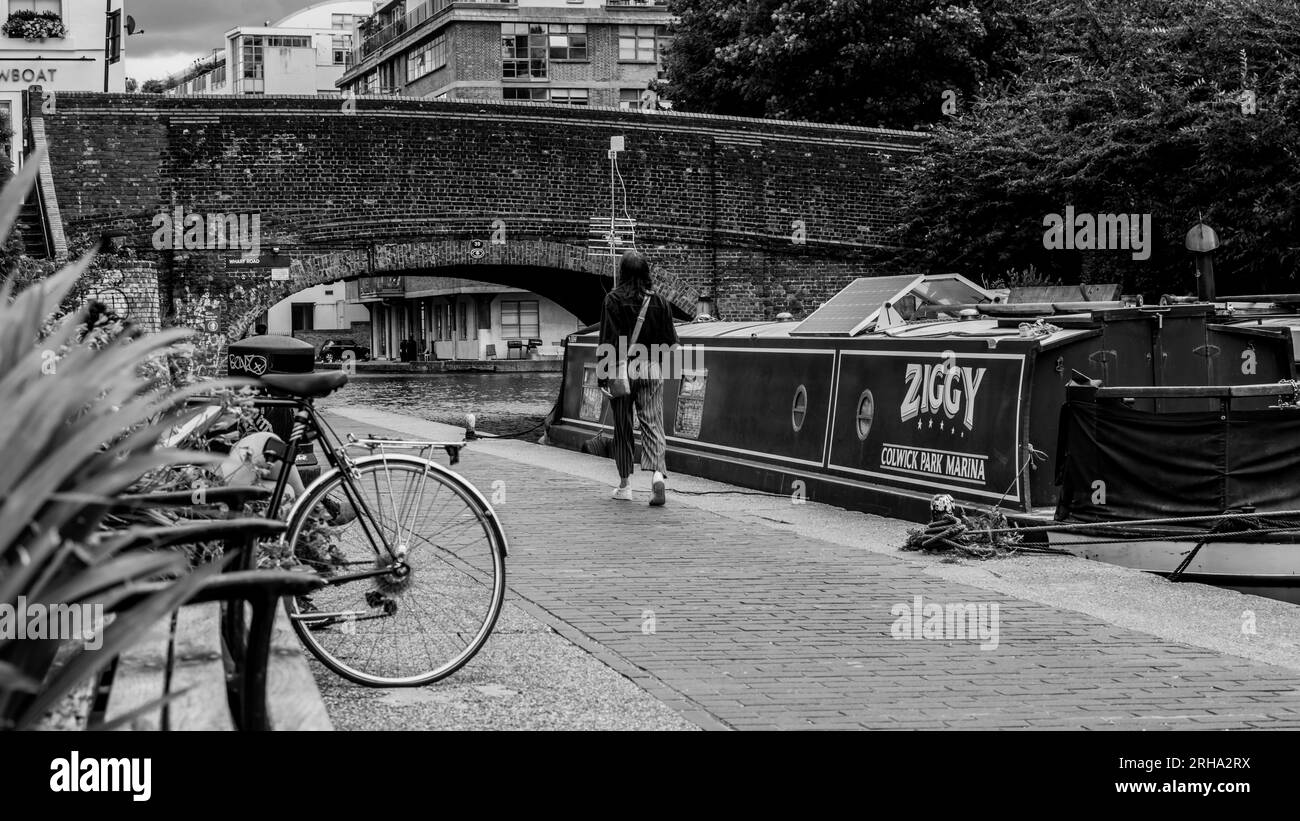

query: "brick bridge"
left=30, top=92, right=922, bottom=361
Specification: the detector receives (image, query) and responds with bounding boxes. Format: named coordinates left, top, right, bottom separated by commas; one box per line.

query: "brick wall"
left=35, top=92, right=922, bottom=370
left=454, top=22, right=500, bottom=93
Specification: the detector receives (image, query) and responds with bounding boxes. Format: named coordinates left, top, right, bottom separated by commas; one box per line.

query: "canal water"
left=319, top=372, right=562, bottom=435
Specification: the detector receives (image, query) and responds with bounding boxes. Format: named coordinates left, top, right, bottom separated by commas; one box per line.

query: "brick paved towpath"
left=318, top=407, right=1300, bottom=730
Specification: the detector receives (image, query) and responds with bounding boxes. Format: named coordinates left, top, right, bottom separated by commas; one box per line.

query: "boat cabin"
left=552, top=274, right=1296, bottom=521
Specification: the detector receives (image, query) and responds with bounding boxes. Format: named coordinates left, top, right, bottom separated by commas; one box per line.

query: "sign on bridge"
left=226, top=251, right=292, bottom=280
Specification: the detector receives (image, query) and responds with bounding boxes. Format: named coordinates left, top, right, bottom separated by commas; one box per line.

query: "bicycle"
left=188, top=370, right=508, bottom=687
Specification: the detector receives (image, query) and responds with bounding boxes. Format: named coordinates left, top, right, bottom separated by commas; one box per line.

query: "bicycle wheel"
left=283, top=454, right=506, bottom=686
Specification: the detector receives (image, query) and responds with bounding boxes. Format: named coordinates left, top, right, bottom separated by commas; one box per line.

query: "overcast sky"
left=126, top=0, right=317, bottom=83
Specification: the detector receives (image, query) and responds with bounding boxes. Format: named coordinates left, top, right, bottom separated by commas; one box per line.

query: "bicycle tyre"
left=283, top=454, right=507, bottom=686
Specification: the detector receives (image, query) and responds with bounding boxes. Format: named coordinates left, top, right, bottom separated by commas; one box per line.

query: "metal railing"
left=606, top=0, right=668, bottom=6
left=358, top=16, right=407, bottom=60
left=355, top=0, right=515, bottom=63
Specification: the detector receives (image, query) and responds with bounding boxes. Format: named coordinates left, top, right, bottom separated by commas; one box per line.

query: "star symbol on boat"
left=917, top=419, right=922, bottom=429
left=927, top=419, right=933, bottom=429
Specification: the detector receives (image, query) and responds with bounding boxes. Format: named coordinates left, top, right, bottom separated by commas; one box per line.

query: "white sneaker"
left=650, top=472, right=666, bottom=507
left=611, top=485, right=634, bottom=501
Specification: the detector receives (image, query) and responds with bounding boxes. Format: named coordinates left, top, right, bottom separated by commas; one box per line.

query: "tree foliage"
left=663, top=0, right=1032, bottom=127
left=890, top=0, right=1300, bottom=296
left=667, top=0, right=1300, bottom=296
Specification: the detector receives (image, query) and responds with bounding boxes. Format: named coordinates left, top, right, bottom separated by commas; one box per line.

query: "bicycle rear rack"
left=345, top=434, right=465, bottom=465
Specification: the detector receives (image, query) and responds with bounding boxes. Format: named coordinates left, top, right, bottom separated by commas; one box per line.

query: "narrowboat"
left=549, top=273, right=1297, bottom=525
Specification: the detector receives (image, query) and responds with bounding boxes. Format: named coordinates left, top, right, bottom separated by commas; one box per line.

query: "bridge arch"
left=229, top=239, right=700, bottom=340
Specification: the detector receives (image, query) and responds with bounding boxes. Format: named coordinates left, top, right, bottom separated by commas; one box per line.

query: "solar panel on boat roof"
left=791, top=275, right=920, bottom=336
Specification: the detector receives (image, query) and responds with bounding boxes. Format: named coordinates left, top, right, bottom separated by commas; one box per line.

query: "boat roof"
left=677, top=315, right=1095, bottom=348
left=656, top=278, right=1300, bottom=351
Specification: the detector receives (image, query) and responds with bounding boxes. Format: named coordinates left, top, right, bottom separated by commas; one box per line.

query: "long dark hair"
left=616, top=251, right=653, bottom=295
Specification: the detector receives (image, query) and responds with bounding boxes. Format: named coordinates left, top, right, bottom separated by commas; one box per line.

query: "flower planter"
left=2, top=10, right=67, bottom=41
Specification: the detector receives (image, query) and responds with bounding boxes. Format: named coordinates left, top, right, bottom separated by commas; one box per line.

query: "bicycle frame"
left=216, top=395, right=465, bottom=578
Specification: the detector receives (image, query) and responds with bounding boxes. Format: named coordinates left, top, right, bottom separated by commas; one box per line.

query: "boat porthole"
left=856, top=389, right=875, bottom=441
left=792, top=385, right=808, bottom=432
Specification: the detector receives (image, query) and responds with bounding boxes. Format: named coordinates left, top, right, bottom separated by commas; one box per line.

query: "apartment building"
left=163, top=0, right=378, bottom=97
left=338, top=0, right=672, bottom=109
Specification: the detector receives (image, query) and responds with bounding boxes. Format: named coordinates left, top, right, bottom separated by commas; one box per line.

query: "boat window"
left=792, top=385, right=808, bottom=432
left=856, top=390, right=875, bottom=440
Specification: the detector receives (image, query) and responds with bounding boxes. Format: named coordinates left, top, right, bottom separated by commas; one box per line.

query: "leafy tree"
left=889, top=0, right=1300, bottom=297
left=663, top=0, right=1032, bottom=128
left=140, top=78, right=166, bottom=94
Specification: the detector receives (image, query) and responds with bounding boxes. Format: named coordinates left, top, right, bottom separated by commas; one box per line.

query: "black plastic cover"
left=1055, top=399, right=1300, bottom=523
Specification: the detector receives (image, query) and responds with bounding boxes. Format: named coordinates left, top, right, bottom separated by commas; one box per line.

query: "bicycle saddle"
left=259, top=371, right=349, bottom=398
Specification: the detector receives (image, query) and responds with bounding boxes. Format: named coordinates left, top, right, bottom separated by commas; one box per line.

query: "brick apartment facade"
left=339, top=0, right=672, bottom=109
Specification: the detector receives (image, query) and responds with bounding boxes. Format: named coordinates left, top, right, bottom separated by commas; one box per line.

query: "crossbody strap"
left=628, top=295, right=652, bottom=349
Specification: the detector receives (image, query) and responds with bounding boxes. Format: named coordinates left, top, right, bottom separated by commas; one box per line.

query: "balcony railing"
left=357, top=276, right=405, bottom=298
left=354, top=0, right=515, bottom=64
left=606, top=0, right=668, bottom=6
left=358, top=16, right=407, bottom=60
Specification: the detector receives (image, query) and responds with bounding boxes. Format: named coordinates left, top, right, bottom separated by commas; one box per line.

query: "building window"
left=503, top=87, right=548, bottom=102
left=211, top=64, right=226, bottom=87
left=192, top=73, right=207, bottom=92
left=408, top=34, right=447, bottom=82
left=619, top=88, right=642, bottom=110
left=459, top=302, right=469, bottom=340
left=551, top=88, right=588, bottom=106
left=235, top=35, right=263, bottom=93
left=291, top=303, right=315, bottom=332
left=331, top=13, right=357, bottom=30
left=502, top=23, right=547, bottom=79
left=332, top=34, right=353, bottom=66
left=618, top=25, right=660, bottom=62
left=105, top=9, right=122, bottom=64
left=501, top=300, right=540, bottom=339
left=8, top=1, right=61, bottom=14
left=0, top=101, right=10, bottom=161
left=548, top=23, right=586, bottom=60
left=379, top=57, right=400, bottom=92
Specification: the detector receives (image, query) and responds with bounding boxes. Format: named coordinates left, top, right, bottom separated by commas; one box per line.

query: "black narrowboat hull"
left=549, top=303, right=1295, bottom=523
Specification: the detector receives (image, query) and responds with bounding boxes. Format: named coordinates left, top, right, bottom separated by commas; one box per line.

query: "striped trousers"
left=611, top=377, right=668, bottom=479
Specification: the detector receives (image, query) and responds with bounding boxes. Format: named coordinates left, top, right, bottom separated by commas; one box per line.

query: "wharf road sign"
left=226, top=252, right=292, bottom=270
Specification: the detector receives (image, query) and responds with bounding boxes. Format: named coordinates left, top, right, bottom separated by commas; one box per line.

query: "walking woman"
left=600, top=251, right=680, bottom=506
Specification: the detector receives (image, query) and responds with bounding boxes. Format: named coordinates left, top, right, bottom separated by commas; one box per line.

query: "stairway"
left=15, top=193, right=49, bottom=259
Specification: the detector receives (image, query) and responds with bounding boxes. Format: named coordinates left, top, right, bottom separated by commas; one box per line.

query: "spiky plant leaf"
left=0, top=155, right=246, bottom=731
